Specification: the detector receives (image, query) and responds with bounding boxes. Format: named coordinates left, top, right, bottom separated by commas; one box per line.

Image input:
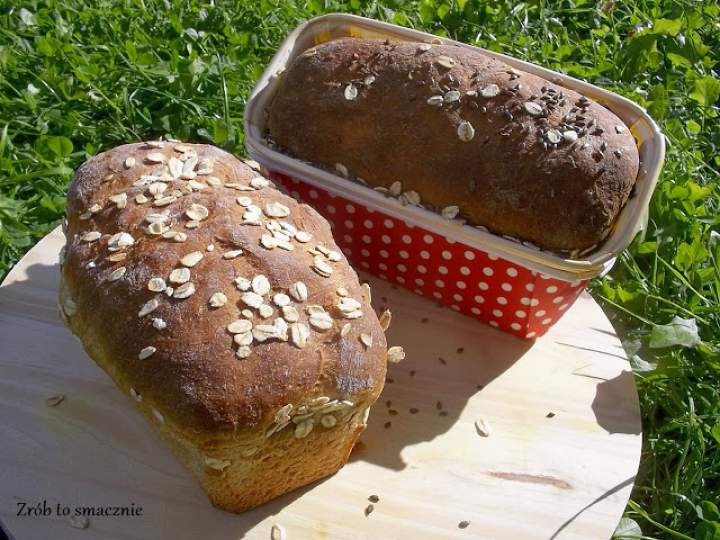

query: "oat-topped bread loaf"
left=268, top=38, right=640, bottom=253
left=59, top=141, right=393, bottom=513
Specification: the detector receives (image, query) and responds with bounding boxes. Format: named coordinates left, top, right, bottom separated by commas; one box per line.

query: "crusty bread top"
left=61, top=142, right=387, bottom=435
left=268, top=38, right=640, bottom=253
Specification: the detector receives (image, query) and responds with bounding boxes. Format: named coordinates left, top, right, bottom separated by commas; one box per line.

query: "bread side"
left=59, top=142, right=388, bottom=511
left=268, top=38, right=640, bottom=253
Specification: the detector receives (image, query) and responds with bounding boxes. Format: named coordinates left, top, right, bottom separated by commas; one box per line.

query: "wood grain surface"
left=0, top=227, right=641, bottom=540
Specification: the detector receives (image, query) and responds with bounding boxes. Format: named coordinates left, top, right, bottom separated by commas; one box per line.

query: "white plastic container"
left=244, top=13, right=665, bottom=338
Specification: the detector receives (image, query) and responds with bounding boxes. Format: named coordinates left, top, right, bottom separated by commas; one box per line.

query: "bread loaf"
left=267, top=38, right=640, bottom=254
left=59, top=142, right=388, bottom=512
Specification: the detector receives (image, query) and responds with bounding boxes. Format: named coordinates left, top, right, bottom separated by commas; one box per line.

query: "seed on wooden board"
left=270, top=524, right=286, bottom=540
left=384, top=421, right=391, bottom=429
left=46, top=394, right=65, bottom=407
left=173, top=282, right=196, bottom=299
left=457, top=121, right=475, bottom=142
left=138, top=346, right=157, bottom=360
left=344, top=83, right=358, bottom=100
left=368, top=495, right=380, bottom=503
left=410, top=408, right=419, bottom=414
left=459, top=520, right=471, bottom=529
left=208, top=292, right=227, bottom=308
left=523, top=101, right=543, bottom=116
left=480, top=84, right=500, bottom=98
left=436, top=55, right=455, bottom=69
left=474, top=418, right=491, bottom=437
left=364, top=504, right=375, bottom=516
left=387, top=346, right=405, bottom=363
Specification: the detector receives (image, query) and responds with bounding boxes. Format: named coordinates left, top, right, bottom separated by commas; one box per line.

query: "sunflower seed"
left=480, top=84, right=500, bottom=98
left=436, top=55, right=455, bottom=69
left=387, top=346, right=405, bottom=363
left=152, top=317, right=166, bottom=331
left=173, top=282, right=196, bottom=299
left=46, top=394, right=65, bottom=407
left=320, top=414, right=337, bottom=428
left=360, top=333, right=373, bottom=348
left=139, top=346, right=157, bottom=360
left=295, top=230, right=312, bottom=243
left=474, top=418, right=491, bottom=437
left=271, top=523, right=286, bottom=540
left=223, top=249, right=243, bottom=260
left=294, top=419, right=314, bottom=438
left=228, top=319, right=253, bottom=334
left=290, top=322, right=310, bottom=348
left=241, top=292, right=264, bottom=308
left=457, top=120, right=475, bottom=142
left=208, top=292, right=227, bottom=308
left=145, top=277, right=166, bottom=292
left=545, top=129, right=562, bottom=144
left=138, top=298, right=160, bottom=317
left=427, top=95, right=444, bottom=107
left=289, top=281, right=308, bottom=302
left=185, top=203, right=209, bottom=221
left=344, top=84, right=358, bottom=100
left=124, top=156, right=136, bottom=169
left=523, top=101, right=543, bottom=116
left=180, top=251, right=203, bottom=267
left=444, top=90, right=461, bottom=104
left=108, top=266, right=127, bottom=281
left=441, top=205, right=460, bottom=219
left=82, top=231, right=102, bottom=243
left=379, top=310, right=392, bottom=331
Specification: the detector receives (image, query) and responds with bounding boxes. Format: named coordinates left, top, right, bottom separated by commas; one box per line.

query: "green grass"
left=1, top=0, right=718, bottom=537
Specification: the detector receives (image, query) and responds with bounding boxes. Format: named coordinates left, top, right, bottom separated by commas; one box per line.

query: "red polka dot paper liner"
left=272, top=172, right=588, bottom=339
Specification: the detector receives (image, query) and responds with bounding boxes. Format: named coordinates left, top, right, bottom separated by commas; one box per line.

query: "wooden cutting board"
left=0, top=227, right=641, bottom=540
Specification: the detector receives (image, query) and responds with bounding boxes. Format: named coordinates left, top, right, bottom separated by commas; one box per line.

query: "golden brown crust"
left=61, top=142, right=387, bottom=438
left=267, top=38, right=640, bottom=253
